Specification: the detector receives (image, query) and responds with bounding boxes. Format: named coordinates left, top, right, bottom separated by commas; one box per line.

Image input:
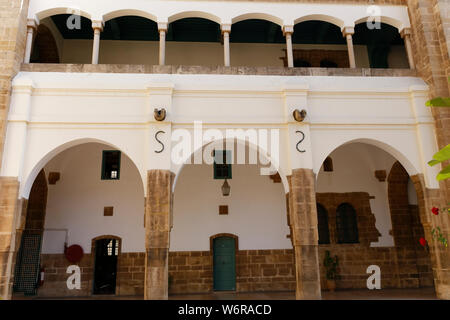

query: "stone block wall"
left=316, top=191, right=434, bottom=290
left=169, top=251, right=212, bottom=294
left=236, top=249, right=295, bottom=292
left=38, top=252, right=145, bottom=297
left=168, top=249, right=296, bottom=295
left=316, top=192, right=380, bottom=245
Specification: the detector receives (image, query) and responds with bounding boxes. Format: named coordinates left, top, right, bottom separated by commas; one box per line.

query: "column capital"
left=92, top=20, right=104, bottom=32
left=158, top=22, right=168, bottom=32
left=400, top=27, right=412, bottom=38
left=221, top=23, right=231, bottom=34
left=342, top=26, right=355, bottom=37
left=27, top=19, right=38, bottom=31
left=283, top=25, right=294, bottom=36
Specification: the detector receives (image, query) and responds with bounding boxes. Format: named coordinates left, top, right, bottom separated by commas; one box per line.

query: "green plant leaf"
left=426, top=97, right=450, bottom=107
left=437, top=165, right=450, bottom=181
left=428, top=159, right=441, bottom=167
left=428, top=144, right=450, bottom=167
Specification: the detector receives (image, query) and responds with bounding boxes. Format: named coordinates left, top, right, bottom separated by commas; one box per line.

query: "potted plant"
left=323, top=250, right=339, bottom=292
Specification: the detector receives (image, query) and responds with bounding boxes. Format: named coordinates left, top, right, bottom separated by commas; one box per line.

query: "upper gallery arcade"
left=25, top=0, right=414, bottom=69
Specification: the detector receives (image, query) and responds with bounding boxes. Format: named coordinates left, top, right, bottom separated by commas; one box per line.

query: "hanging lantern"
left=221, top=179, right=230, bottom=196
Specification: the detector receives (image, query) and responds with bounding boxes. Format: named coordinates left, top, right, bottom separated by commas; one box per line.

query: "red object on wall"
left=419, top=237, right=427, bottom=247
left=65, top=245, right=84, bottom=263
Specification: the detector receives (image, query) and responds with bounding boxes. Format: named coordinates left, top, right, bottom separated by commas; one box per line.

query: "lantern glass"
left=221, top=179, right=230, bottom=196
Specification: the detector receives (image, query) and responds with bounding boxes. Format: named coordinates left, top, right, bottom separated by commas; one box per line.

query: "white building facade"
left=1, top=0, right=449, bottom=300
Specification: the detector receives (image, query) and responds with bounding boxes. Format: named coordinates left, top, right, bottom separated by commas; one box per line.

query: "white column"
left=91, top=21, right=104, bottom=64
left=0, top=78, right=33, bottom=179
left=221, top=24, right=231, bottom=67
left=343, top=27, right=356, bottom=68
left=283, top=26, right=294, bottom=68
left=24, top=19, right=37, bottom=63
left=401, top=28, right=415, bottom=70
left=158, top=22, right=168, bottom=66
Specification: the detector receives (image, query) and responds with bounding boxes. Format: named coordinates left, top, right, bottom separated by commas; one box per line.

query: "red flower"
left=432, top=207, right=439, bottom=215
left=419, top=237, right=427, bottom=247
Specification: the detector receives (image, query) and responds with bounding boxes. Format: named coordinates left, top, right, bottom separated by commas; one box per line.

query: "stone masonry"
left=145, top=170, right=174, bottom=300
left=287, top=168, right=321, bottom=299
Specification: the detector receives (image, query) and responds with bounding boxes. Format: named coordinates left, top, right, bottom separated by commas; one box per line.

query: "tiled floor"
left=14, top=288, right=437, bottom=300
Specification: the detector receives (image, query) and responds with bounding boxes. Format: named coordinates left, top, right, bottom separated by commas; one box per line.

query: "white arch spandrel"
left=172, top=137, right=290, bottom=194
left=20, top=136, right=146, bottom=199
left=311, top=133, right=435, bottom=187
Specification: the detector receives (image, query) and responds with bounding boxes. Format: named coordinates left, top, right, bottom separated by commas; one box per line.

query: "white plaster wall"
left=42, top=143, right=145, bottom=254
left=59, top=39, right=410, bottom=68
left=316, top=142, right=398, bottom=247
left=171, top=163, right=291, bottom=251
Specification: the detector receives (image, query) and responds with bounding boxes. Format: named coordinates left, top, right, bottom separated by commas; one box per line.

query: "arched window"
left=323, top=157, right=333, bottom=172
left=317, top=203, right=330, bottom=244
left=336, top=203, right=359, bottom=243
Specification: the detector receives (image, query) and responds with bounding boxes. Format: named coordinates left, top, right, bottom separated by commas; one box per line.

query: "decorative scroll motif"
left=296, top=130, right=306, bottom=153
left=155, top=130, right=165, bottom=153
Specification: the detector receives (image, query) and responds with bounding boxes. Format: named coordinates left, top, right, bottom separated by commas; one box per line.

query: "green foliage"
left=432, top=227, right=448, bottom=248
left=323, top=250, right=339, bottom=280
left=426, top=97, right=450, bottom=107
left=428, top=144, right=450, bottom=181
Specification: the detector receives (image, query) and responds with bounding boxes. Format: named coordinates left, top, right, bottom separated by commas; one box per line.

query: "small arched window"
left=317, top=203, right=330, bottom=244
left=323, top=157, right=333, bottom=172
left=320, top=59, right=338, bottom=68
left=336, top=203, right=359, bottom=244
left=294, top=59, right=311, bottom=67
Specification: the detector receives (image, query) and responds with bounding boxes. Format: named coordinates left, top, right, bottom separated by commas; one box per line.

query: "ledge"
left=20, top=64, right=417, bottom=77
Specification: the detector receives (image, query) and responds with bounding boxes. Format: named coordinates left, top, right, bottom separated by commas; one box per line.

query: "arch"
left=21, top=138, right=145, bottom=199
left=336, top=203, right=359, bottom=244
left=323, top=157, right=334, bottom=172
left=168, top=11, right=222, bottom=25
left=172, top=137, right=289, bottom=194
left=209, top=233, right=239, bottom=252
left=35, top=7, right=93, bottom=21
left=354, top=16, right=403, bottom=31
left=315, top=138, right=420, bottom=180
left=30, top=24, right=60, bottom=63
left=103, top=9, right=157, bottom=23
left=91, top=234, right=122, bottom=254
left=231, top=13, right=283, bottom=27
left=317, top=203, right=330, bottom=245
left=91, top=235, right=122, bottom=295
left=294, top=14, right=344, bottom=29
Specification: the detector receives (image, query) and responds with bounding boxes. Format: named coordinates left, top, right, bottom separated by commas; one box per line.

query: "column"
left=158, top=23, right=168, bottom=66
left=144, top=170, right=173, bottom=300
left=288, top=169, right=321, bottom=299
left=24, top=19, right=37, bottom=63
left=221, top=24, right=231, bottom=67
left=91, top=21, right=103, bottom=65
left=283, top=26, right=294, bottom=68
left=342, top=27, right=356, bottom=68
left=0, top=78, right=33, bottom=299
left=400, top=28, right=415, bottom=70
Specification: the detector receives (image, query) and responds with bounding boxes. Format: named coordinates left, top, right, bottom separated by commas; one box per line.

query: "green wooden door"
left=213, top=237, right=236, bottom=291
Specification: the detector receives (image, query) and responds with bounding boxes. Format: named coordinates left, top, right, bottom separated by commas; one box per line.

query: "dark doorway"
left=93, top=238, right=119, bottom=295
left=213, top=236, right=236, bottom=291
